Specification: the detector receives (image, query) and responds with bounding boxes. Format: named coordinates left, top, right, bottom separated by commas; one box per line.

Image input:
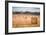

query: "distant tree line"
left=13, top=11, right=40, bottom=15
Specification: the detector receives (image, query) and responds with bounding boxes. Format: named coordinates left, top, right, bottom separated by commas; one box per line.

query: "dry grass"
left=12, top=14, right=40, bottom=28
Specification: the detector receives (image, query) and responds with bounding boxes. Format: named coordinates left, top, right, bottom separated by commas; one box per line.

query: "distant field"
left=12, top=14, right=40, bottom=28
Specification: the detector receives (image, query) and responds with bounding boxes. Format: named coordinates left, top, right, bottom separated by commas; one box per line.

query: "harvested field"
left=12, top=14, right=40, bottom=28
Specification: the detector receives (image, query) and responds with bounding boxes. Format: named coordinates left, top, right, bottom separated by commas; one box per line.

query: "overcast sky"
left=12, top=7, right=40, bottom=12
